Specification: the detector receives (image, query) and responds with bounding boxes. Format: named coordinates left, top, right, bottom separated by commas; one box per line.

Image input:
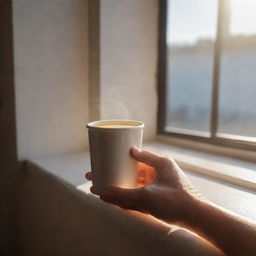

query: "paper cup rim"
left=86, top=119, right=144, bottom=130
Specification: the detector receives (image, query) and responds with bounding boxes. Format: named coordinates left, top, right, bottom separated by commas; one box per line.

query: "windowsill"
left=24, top=161, right=225, bottom=255
left=30, top=138, right=256, bottom=220
left=148, top=137, right=256, bottom=191
left=156, top=135, right=256, bottom=163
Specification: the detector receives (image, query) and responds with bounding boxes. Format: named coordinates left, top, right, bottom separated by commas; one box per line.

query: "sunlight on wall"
left=100, top=0, right=158, bottom=140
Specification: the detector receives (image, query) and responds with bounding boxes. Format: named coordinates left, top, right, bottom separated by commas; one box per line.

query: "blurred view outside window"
left=165, top=0, right=256, bottom=140
left=166, top=0, right=218, bottom=133
left=218, top=0, right=256, bottom=137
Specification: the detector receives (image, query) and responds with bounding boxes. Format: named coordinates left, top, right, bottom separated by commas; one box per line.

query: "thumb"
left=100, top=187, right=147, bottom=212
left=130, top=147, right=162, bottom=168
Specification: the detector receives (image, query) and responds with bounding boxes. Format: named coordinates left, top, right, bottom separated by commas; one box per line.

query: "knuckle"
left=168, top=157, right=175, bottom=165
left=160, top=156, right=174, bottom=166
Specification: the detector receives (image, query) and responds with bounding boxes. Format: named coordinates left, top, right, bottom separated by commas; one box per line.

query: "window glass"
left=165, top=0, right=218, bottom=133
left=218, top=0, right=256, bottom=137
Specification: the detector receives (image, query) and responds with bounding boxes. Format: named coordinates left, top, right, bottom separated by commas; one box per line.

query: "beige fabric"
left=17, top=162, right=224, bottom=255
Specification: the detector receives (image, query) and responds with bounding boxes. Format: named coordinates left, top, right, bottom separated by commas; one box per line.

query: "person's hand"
left=86, top=148, right=256, bottom=256
left=85, top=147, right=202, bottom=225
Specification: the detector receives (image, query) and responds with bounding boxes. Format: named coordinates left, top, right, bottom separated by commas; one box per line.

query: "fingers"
left=90, top=186, right=96, bottom=194
left=132, top=148, right=175, bottom=183
left=85, top=171, right=92, bottom=180
left=100, top=187, right=147, bottom=212
left=131, top=147, right=162, bottom=168
left=137, top=163, right=156, bottom=186
left=85, top=172, right=96, bottom=194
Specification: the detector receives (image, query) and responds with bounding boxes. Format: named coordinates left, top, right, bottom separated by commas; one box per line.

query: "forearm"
left=182, top=199, right=256, bottom=256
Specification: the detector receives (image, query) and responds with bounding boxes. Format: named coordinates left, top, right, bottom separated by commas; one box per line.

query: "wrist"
left=178, top=194, right=209, bottom=229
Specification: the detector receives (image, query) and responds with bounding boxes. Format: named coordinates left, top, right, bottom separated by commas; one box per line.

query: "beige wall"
left=13, top=0, right=158, bottom=160
left=13, top=0, right=89, bottom=159
left=100, top=0, right=158, bottom=140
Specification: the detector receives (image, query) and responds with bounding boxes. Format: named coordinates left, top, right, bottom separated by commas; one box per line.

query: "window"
left=158, top=0, right=256, bottom=150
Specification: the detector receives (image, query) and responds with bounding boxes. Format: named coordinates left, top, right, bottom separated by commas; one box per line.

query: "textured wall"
left=13, top=0, right=89, bottom=159
left=100, top=0, right=158, bottom=140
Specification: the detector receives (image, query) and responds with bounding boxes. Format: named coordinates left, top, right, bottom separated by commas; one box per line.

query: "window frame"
left=157, top=0, right=256, bottom=151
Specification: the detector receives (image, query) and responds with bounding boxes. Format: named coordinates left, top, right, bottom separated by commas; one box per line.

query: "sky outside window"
left=167, top=0, right=256, bottom=46
left=167, top=0, right=218, bottom=45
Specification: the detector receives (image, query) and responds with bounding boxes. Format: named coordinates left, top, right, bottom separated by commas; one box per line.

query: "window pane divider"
left=157, top=0, right=168, bottom=134
left=210, top=0, right=224, bottom=138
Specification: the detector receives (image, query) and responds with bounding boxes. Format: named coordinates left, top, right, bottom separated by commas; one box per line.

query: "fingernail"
left=131, top=147, right=141, bottom=156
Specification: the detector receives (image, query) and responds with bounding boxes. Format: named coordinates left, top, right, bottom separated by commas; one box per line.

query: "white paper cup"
left=86, top=119, right=144, bottom=195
